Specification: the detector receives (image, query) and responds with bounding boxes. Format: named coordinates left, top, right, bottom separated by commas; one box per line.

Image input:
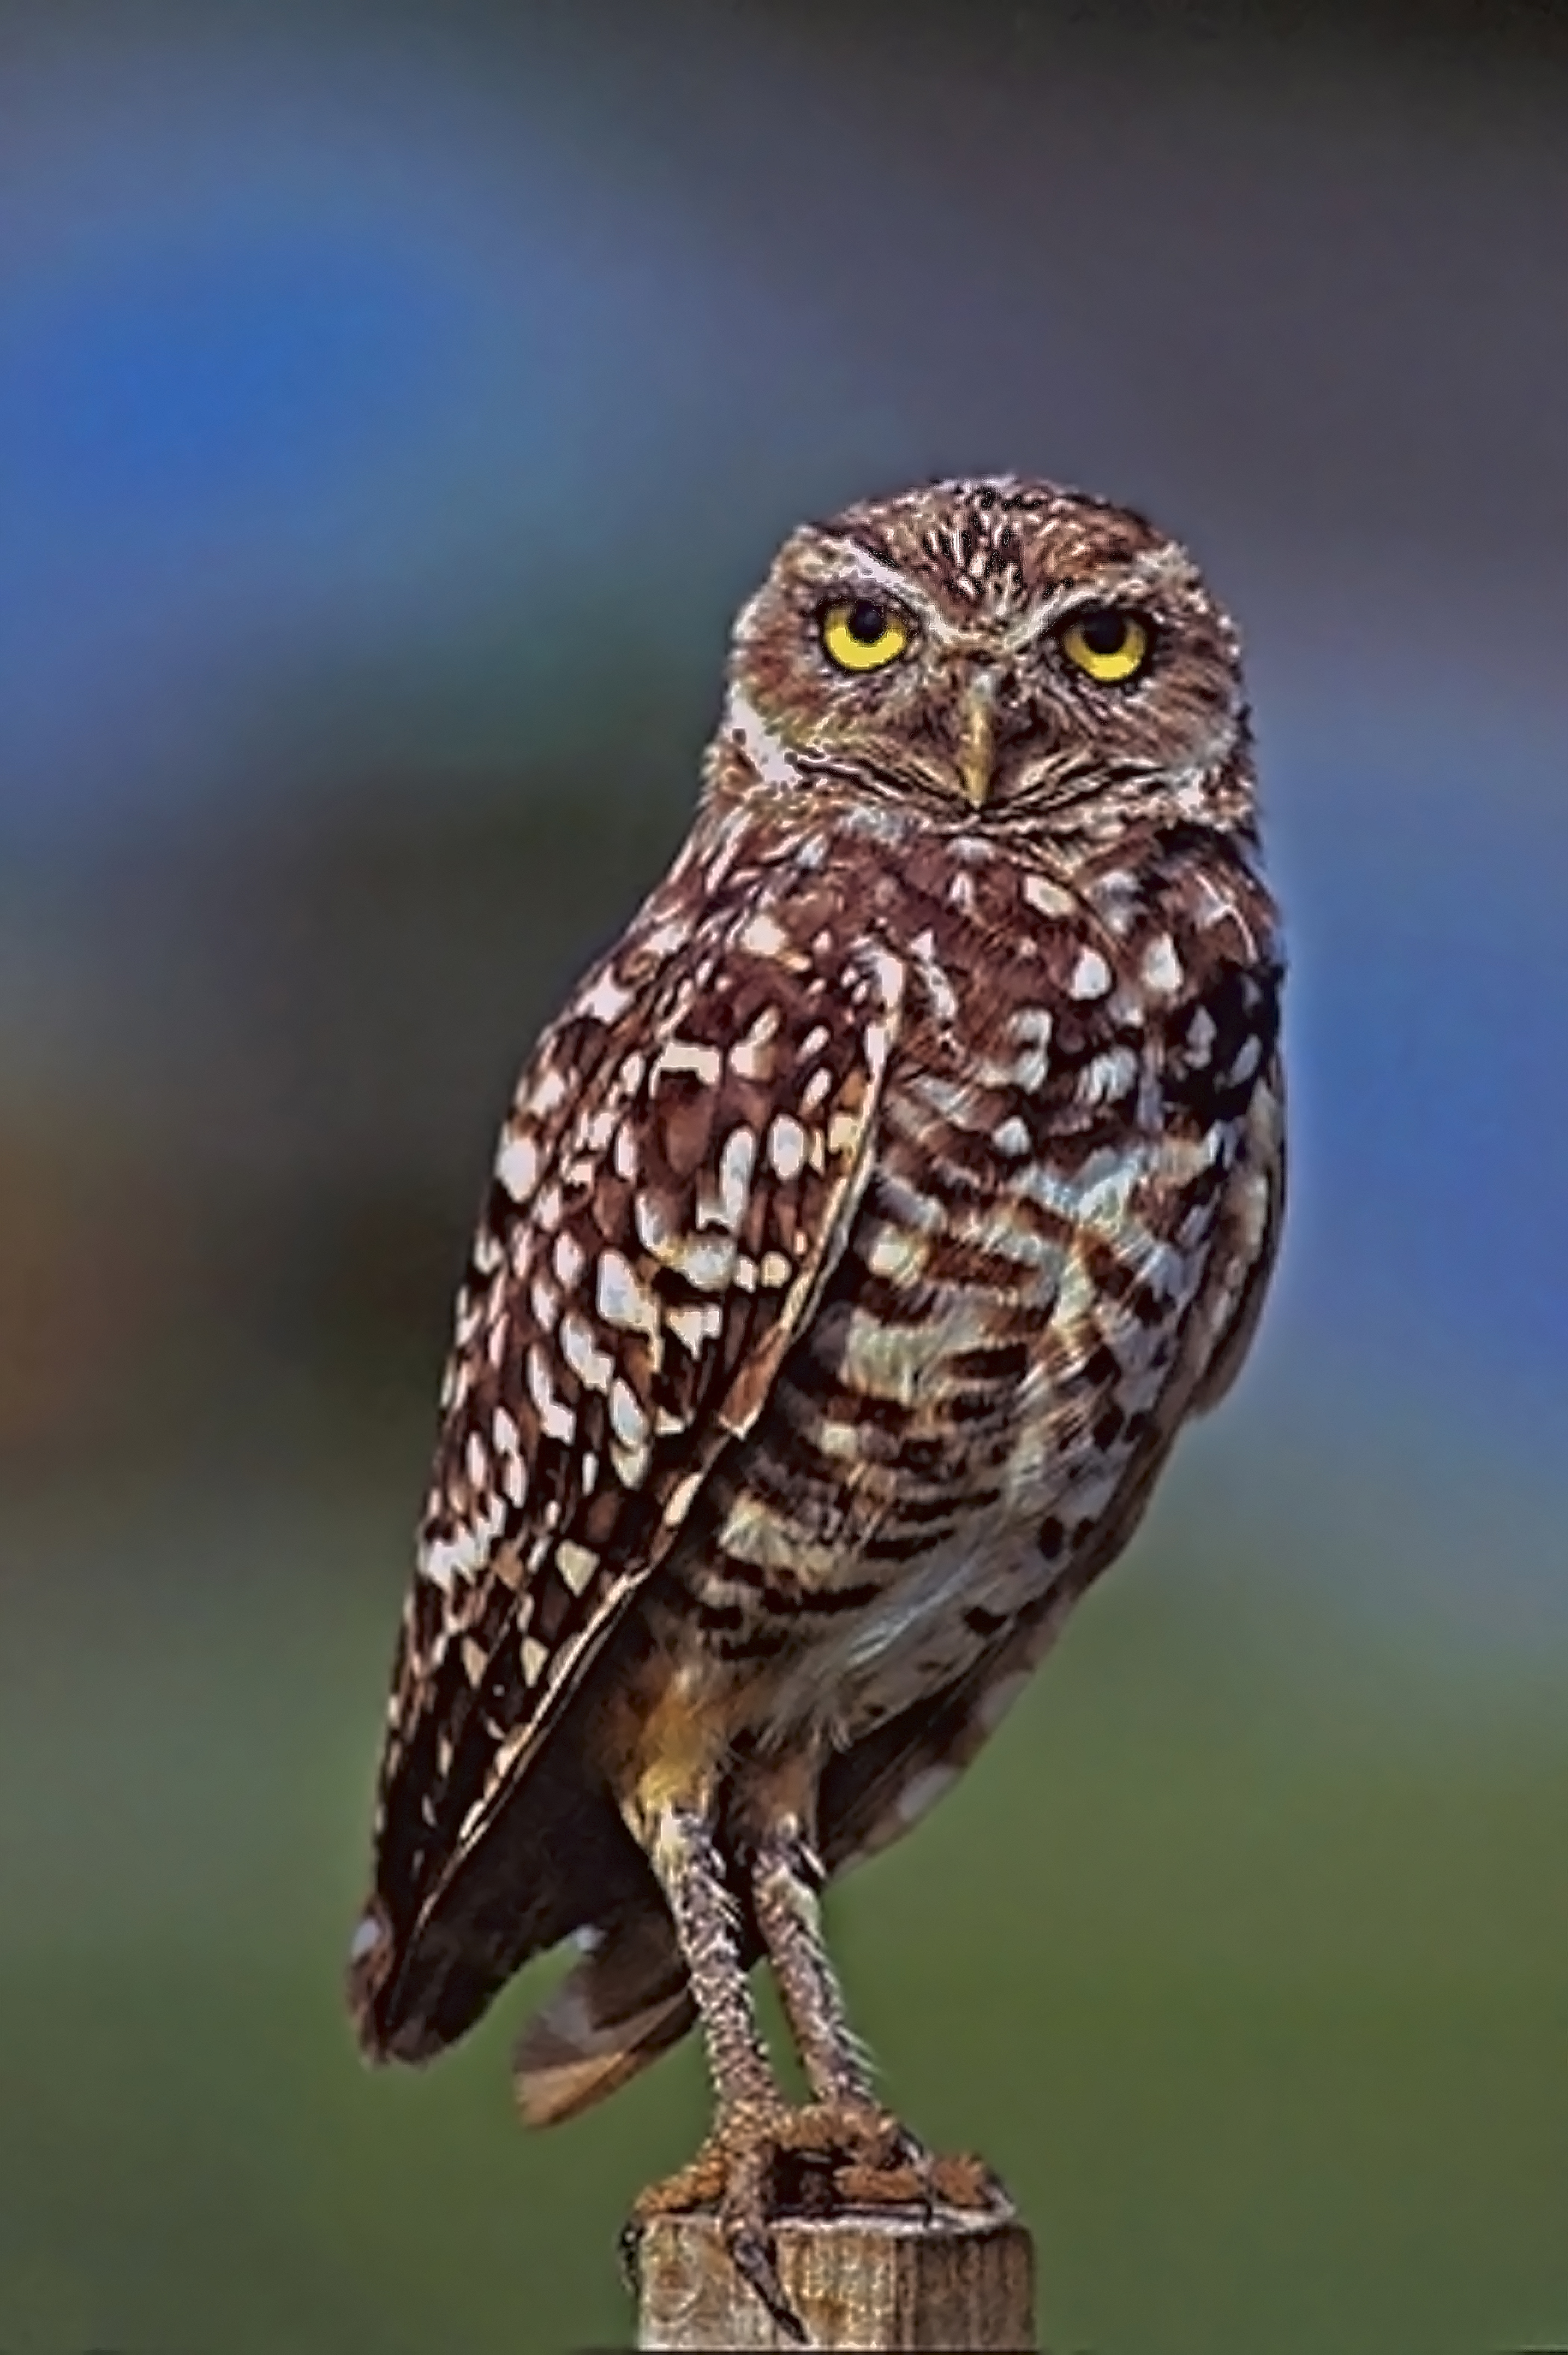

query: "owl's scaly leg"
left=629, top=1796, right=809, bottom=2339
left=647, top=1799, right=777, bottom=2122
left=617, top=1697, right=989, bottom=2336
left=749, top=1809, right=998, bottom=2215
left=750, top=1819, right=874, bottom=2108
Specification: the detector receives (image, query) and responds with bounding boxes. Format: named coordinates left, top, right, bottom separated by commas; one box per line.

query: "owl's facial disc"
left=721, top=489, right=1247, bottom=831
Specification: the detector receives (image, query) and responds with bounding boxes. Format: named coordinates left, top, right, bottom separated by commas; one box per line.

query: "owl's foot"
left=629, top=2097, right=815, bottom=2341
left=627, top=2098, right=1007, bottom=2338
left=774, top=2096, right=1001, bottom=2218
left=833, top=2134, right=1001, bottom=2215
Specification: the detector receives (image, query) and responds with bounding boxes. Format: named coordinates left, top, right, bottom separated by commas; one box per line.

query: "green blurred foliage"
left=1, top=1461, right=1563, bottom=2353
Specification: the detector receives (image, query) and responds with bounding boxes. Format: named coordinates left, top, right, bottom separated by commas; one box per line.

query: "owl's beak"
left=956, top=676, right=996, bottom=809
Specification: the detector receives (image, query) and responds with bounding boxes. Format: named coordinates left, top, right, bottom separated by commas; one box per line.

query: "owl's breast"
left=666, top=901, right=1253, bottom=1738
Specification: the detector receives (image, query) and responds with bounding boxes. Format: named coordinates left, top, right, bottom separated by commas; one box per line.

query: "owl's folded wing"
left=349, top=844, right=905, bottom=2054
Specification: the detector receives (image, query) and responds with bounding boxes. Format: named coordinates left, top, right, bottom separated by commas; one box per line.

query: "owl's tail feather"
left=514, top=1903, right=696, bottom=2127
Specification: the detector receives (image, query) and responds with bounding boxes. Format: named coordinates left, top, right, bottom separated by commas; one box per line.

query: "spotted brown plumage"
left=347, top=474, right=1285, bottom=2336
left=351, top=857, right=906, bottom=2055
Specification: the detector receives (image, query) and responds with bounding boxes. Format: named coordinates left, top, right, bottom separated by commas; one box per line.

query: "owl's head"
left=714, top=476, right=1254, bottom=846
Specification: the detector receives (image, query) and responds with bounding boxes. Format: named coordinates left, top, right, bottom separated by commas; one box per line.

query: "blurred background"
left=0, top=1, right=1564, bottom=2348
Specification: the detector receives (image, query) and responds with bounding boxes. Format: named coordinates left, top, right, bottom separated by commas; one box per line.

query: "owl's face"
left=716, top=476, right=1253, bottom=845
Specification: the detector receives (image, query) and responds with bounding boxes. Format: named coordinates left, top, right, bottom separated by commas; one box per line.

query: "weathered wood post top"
left=635, top=2203, right=1036, bottom=2351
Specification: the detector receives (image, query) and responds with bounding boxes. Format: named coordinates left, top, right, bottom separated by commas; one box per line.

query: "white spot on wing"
left=560, top=1310, right=615, bottom=1393
left=349, top=1913, right=382, bottom=1964
left=1079, top=1047, right=1139, bottom=1106
left=527, top=1346, right=576, bottom=1443
left=665, top=1468, right=703, bottom=1523
left=526, top=1065, right=570, bottom=1119
left=1069, top=946, right=1112, bottom=1000
left=1228, top=1034, right=1263, bottom=1085
left=717, top=1127, right=756, bottom=1228
left=895, top=1764, right=958, bottom=1827
left=656, top=1037, right=723, bottom=1086
left=737, top=909, right=791, bottom=959
left=1141, top=934, right=1183, bottom=994
left=1010, top=1006, right=1054, bottom=1091
left=865, top=1225, right=921, bottom=1281
left=977, top=1671, right=1031, bottom=1733
left=609, top=1377, right=649, bottom=1452
left=635, top=1193, right=673, bottom=1253
left=731, top=1006, right=782, bottom=1081
left=667, top=1301, right=723, bottom=1354
left=581, top=968, right=635, bottom=1024
left=496, top=1133, right=540, bottom=1201
left=768, top=1113, right=807, bottom=1180
left=598, top=1248, right=657, bottom=1334
left=556, top=1541, right=597, bottom=1596
left=671, top=1233, right=738, bottom=1292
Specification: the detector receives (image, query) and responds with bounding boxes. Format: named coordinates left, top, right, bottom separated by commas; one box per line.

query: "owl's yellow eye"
left=1060, top=609, right=1151, bottom=684
left=821, top=599, right=911, bottom=673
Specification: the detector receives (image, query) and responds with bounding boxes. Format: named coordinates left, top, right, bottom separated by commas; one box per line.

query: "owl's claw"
left=725, top=2212, right=809, bottom=2345
left=632, top=2102, right=805, bottom=2338
left=835, top=2138, right=1002, bottom=2215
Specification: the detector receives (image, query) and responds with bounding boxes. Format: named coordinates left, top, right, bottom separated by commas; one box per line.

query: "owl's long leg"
left=647, top=1798, right=777, bottom=2121
left=749, top=1818, right=874, bottom=2109
left=629, top=1794, right=812, bottom=2339
left=747, top=1788, right=997, bottom=2215
left=602, top=1666, right=798, bottom=2324
left=605, top=1678, right=780, bottom=2146
left=620, top=1736, right=920, bottom=2337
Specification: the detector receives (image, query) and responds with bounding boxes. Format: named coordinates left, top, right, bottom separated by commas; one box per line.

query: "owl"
left=347, top=476, right=1285, bottom=2336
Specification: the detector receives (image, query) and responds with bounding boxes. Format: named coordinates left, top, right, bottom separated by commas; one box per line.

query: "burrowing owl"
left=348, top=476, right=1284, bottom=2334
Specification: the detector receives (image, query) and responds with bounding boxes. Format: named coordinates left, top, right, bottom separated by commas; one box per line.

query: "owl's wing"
left=351, top=844, right=905, bottom=2056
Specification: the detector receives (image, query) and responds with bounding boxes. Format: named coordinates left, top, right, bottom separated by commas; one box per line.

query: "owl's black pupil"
left=1078, top=609, right=1128, bottom=654
left=846, top=600, right=887, bottom=643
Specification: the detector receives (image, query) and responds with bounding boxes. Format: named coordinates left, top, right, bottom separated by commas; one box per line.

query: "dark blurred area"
left=0, top=4, right=1564, bottom=2349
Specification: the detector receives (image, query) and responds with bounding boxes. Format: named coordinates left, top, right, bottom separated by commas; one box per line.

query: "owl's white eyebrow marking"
left=812, top=538, right=948, bottom=631
left=1004, top=547, right=1195, bottom=651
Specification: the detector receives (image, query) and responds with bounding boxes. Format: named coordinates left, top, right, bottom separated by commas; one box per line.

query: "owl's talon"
left=928, top=2150, right=1004, bottom=2211
left=834, top=2157, right=929, bottom=2209
left=724, top=2215, right=807, bottom=2345
left=632, top=2137, right=732, bottom=2220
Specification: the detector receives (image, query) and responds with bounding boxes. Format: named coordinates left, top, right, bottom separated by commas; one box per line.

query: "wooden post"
left=634, top=2205, right=1036, bottom=2351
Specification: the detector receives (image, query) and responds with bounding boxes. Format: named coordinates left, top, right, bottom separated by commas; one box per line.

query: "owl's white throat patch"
left=725, top=684, right=803, bottom=794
